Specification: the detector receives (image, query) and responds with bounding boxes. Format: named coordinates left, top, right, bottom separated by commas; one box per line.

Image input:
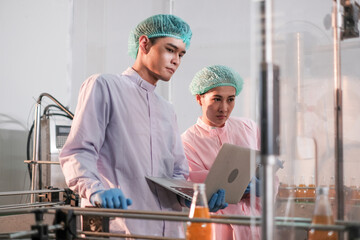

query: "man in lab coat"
left=59, top=14, right=226, bottom=238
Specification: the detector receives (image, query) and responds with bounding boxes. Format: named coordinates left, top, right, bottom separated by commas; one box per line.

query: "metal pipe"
left=259, top=0, right=279, bottom=239
left=0, top=189, right=65, bottom=197
left=60, top=207, right=351, bottom=231
left=0, top=229, right=38, bottom=239
left=79, top=231, right=183, bottom=240
left=48, top=223, right=64, bottom=231
left=0, top=224, right=63, bottom=239
left=78, top=222, right=346, bottom=240
left=31, top=103, right=41, bottom=203
left=260, top=155, right=276, bottom=240
left=24, top=160, right=60, bottom=165
left=38, top=93, right=74, bottom=119
left=332, top=0, right=345, bottom=224
left=0, top=207, right=352, bottom=233
left=57, top=208, right=348, bottom=232
left=51, top=206, right=260, bottom=220
left=69, top=210, right=261, bottom=226
left=0, top=202, right=65, bottom=210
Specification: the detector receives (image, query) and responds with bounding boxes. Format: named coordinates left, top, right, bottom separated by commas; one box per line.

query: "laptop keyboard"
left=171, top=186, right=194, bottom=197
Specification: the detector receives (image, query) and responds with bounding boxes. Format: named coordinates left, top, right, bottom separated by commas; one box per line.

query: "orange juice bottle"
left=308, top=187, right=338, bottom=240
left=289, top=176, right=297, bottom=199
left=297, top=176, right=307, bottom=201
left=350, top=177, right=360, bottom=204
left=186, top=183, right=212, bottom=240
left=279, top=182, right=289, bottom=198
left=307, top=175, right=316, bottom=202
left=278, top=175, right=289, bottom=198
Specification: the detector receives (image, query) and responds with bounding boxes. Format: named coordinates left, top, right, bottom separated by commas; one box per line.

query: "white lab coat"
left=60, top=68, right=189, bottom=238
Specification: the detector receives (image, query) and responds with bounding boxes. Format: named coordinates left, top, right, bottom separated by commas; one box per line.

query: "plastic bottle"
left=308, top=187, right=338, bottom=240
left=186, top=183, right=212, bottom=240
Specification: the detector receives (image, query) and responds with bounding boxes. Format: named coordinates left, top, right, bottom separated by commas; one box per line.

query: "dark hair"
left=149, top=36, right=165, bottom=45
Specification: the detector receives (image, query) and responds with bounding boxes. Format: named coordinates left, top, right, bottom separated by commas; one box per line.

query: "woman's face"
left=197, top=86, right=236, bottom=128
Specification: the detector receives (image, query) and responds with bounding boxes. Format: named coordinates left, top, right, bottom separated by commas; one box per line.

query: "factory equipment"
left=1, top=206, right=360, bottom=240
left=40, top=116, right=72, bottom=189
left=25, top=93, right=74, bottom=203
left=1, top=0, right=359, bottom=239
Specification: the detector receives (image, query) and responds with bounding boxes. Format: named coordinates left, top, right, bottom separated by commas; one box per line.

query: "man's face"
left=197, top=86, right=236, bottom=128
left=144, top=37, right=186, bottom=83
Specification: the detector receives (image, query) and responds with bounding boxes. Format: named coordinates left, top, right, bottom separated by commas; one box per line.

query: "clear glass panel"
left=252, top=0, right=360, bottom=239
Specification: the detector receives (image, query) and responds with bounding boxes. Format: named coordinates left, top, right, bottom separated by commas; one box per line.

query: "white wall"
left=0, top=0, right=256, bottom=133
left=0, top=0, right=71, bottom=199
left=0, top=0, right=71, bottom=130
left=68, top=0, right=254, bottom=133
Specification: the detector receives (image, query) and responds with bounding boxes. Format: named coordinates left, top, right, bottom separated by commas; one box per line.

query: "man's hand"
left=90, top=188, right=132, bottom=209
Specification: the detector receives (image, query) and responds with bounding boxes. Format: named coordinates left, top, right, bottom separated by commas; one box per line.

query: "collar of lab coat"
left=196, top=117, right=227, bottom=137
left=124, top=67, right=156, bottom=93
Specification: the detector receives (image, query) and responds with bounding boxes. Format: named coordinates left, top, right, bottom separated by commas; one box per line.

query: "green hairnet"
left=128, top=14, right=192, bottom=59
left=189, top=65, right=244, bottom=96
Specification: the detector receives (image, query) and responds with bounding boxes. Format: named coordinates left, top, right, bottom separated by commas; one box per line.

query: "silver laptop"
left=146, top=143, right=255, bottom=204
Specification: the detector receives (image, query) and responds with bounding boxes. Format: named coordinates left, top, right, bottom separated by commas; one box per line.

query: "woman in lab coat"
left=181, top=65, right=262, bottom=240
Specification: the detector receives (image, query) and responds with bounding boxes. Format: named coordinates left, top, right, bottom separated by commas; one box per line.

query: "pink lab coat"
left=181, top=117, right=262, bottom=240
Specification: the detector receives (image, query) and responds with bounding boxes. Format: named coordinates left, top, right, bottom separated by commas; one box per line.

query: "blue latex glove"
left=90, top=188, right=132, bottom=209
left=244, top=184, right=251, bottom=195
left=275, top=158, right=284, bottom=172
left=208, top=189, right=228, bottom=212
left=184, top=189, right=228, bottom=213
left=244, top=177, right=261, bottom=197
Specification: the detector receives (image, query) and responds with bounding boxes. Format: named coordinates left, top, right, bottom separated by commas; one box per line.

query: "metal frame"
left=1, top=206, right=357, bottom=240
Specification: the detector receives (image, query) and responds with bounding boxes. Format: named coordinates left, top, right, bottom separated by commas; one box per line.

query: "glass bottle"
left=297, top=175, right=307, bottom=201
left=279, top=175, right=289, bottom=198
left=289, top=175, right=297, bottom=199
left=186, top=183, right=212, bottom=240
left=350, top=177, right=360, bottom=203
left=320, top=175, right=327, bottom=187
left=306, top=175, right=316, bottom=202
left=308, top=187, right=338, bottom=240
left=329, top=176, right=336, bottom=200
